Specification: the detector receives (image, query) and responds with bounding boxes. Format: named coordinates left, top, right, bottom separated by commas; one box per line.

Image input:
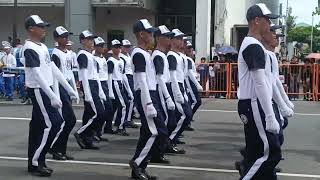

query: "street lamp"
left=311, top=7, right=320, bottom=53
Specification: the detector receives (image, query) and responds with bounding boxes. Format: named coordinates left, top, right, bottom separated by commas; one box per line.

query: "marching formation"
left=21, top=15, right=202, bottom=179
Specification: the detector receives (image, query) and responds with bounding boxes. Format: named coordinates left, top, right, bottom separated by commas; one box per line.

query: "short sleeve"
left=24, top=49, right=40, bottom=68
left=107, top=61, right=114, bottom=74
left=153, top=55, right=164, bottom=75
left=132, top=53, right=146, bottom=73
left=77, top=54, right=88, bottom=69
left=51, top=54, right=61, bottom=68
left=188, top=59, right=192, bottom=70
left=167, top=55, right=177, bottom=71
left=242, top=44, right=265, bottom=70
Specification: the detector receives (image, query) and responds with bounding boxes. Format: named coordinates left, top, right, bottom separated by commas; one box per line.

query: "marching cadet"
left=23, top=15, right=77, bottom=177
left=50, top=26, right=79, bottom=161
left=74, top=30, right=106, bottom=150
left=150, top=25, right=175, bottom=164
left=93, top=36, right=113, bottom=141
left=166, top=29, right=193, bottom=153
left=120, top=39, right=138, bottom=128
left=129, top=19, right=166, bottom=180
left=236, top=4, right=282, bottom=179
left=107, top=39, right=133, bottom=136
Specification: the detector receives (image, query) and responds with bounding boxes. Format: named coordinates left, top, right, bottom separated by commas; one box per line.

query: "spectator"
left=14, top=38, right=23, bottom=48
left=1, top=41, right=16, bottom=101
left=289, top=56, right=301, bottom=100
left=0, top=52, right=4, bottom=98
left=303, top=59, right=313, bottom=100
left=208, top=57, right=217, bottom=93
left=197, top=57, right=209, bottom=93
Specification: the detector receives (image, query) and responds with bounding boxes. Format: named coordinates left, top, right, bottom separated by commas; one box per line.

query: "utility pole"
left=12, top=0, right=17, bottom=47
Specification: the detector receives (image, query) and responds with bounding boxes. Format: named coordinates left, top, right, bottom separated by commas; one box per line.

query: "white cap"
left=111, top=39, right=121, bottom=46
left=2, top=41, right=11, bottom=49
left=186, top=41, right=192, bottom=47
left=94, top=37, right=105, bottom=46
left=172, top=29, right=185, bottom=38
left=122, top=39, right=132, bottom=46
left=79, top=30, right=97, bottom=39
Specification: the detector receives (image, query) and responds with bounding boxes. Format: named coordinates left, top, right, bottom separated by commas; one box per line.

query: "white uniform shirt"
left=70, top=50, right=78, bottom=69
left=131, top=47, right=157, bottom=91
left=22, top=40, right=53, bottom=88
left=95, top=55, right=108, bottom=81
left=51, top=48, right=74, bottom=81
left=107, top=56, right=124, bottom=81
left=151, top=49, right=170, bottom=83
left=77, top=50, right=99, bottom=81
left=179, top=52, right=189, bottom=78
left=2, top=53, right=16, bottom=77
left=237, top=37, right=272, bottom=99
left=120, top=53, right=133, bottom=75
left=167, top=51, right=185, bottom=83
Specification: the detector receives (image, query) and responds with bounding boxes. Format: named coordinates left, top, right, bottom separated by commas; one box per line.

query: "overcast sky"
left=280, top=0, right=320, bottom=25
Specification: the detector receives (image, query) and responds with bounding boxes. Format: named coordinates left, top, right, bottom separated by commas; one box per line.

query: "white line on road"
left=198, top=109, right=320, bottom=116
left=0, top=156, right=319, bottom=178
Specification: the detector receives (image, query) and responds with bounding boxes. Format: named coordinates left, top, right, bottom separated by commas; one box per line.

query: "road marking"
left=0, top=156, right=319, bottom=178
left=198, top=109, right=320, bottom=116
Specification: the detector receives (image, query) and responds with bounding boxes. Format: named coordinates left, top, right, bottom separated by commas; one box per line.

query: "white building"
left=0, top=0, right=279, bottom=61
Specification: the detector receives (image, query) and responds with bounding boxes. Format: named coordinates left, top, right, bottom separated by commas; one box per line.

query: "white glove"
left=166, top=98, right=175, bottom=110
left=265, top=115, right=280, bottom=134
left=146, top=103, right=157, bottom=118
left=109, top=92, right=115, bottom=100
left=50, top=95, right=62, bottom=109
left=280, top=107, right=294, bottom=118
left=129, top=92, right=134, bottom=102
left=176, top=93, right=184, bottom=104
left=197, top=84, right=203, bottom=91
left=70, top=91, right=80, bottom=104
left=286, top=100, right=295, bottom=110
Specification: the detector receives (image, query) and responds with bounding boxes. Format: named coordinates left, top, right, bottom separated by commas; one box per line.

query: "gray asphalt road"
left=0, top=99, right=319, bottom=180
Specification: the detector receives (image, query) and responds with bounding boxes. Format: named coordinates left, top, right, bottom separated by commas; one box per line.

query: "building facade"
left=0, top=0, right=279, bottom=61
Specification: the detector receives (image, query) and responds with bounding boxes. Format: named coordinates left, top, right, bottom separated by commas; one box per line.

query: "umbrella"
left=306, top=53, right=320, bottom=60
left=215, top=46, right=238, bottom=55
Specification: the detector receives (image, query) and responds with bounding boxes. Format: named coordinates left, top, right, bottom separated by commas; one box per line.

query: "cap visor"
left=112, top=44, right=122, bottom=48
left=265, top=14, right=280, bottom=19
left=95, top=43, right=105, bottom=47
left=146, top=27, right=158, bottom=33
left=37, top=22, right=50, bottom=27
left=164, top=32, right=175, bottom=37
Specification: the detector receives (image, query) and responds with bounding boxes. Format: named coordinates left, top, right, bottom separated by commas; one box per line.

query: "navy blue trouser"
left=238, top=99, right=281, bottom=180
left=166, top=83, right=177, bottom=135
left=4, top=76, right=14, bottom=98
left=28, top=88, right=64, bottom=167
left=17, top=74, right=26, bottom=98
left=112, top=80, right=129, bottom=130
left=189, top=79, right=202, bottom=115
left=132, top=90, right=168, bottom=169
left=78, top=80, right=105, bottom=137
left=51, top=84, right=77, bottom=154
left=272, top=102, right=285, bottom=146
left=99, top=81, right=113, bottom=133
left=169, top=82, right=193, bottom=144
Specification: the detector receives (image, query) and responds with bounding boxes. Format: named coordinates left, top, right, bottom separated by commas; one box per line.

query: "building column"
left=65, top=0, right=93, bottom=48
left=195, top=0, right=211, bottom=62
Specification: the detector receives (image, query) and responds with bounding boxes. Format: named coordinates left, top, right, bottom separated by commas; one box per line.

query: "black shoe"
left=74, top=132, right=86, bottom=149
left=166, top=145, right=186, bottom=154
left=126, top=121, right=139, bottom=128
left=21, top=98, right=28, bottom=104
left=129, top=160, right=148, bottom=180
left=97, top=136, right=109, bottom=142
left=150, top=156, right=170, bottom=164
left=239, top=147, right=246, bottom=158
left=104, top=129, right=117, bottom=134
left=116, top=129, right=130, bottom=136
left=83, top=142, right=100, bottom=150
left=275, top=167, right=282, bottom=172
left=184, top=126, right=194, bottom=131
left=63, top=153, right=74, bottom=160
left=143, top=169, right=157, bottom=180
left=235, top=161, right=244, bottom=177
left=52, top=152, right=67, bottom=160
left=281, top=157, right=285, bottom=160
left=28, top=166, right=52, bottom=177
left=176, top=139, right=186, bottom=145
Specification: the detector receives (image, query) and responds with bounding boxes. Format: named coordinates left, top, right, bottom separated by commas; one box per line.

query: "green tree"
left=288, top=26, right=320, bottom=52
left=286, top=7, right=297, bottom=33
